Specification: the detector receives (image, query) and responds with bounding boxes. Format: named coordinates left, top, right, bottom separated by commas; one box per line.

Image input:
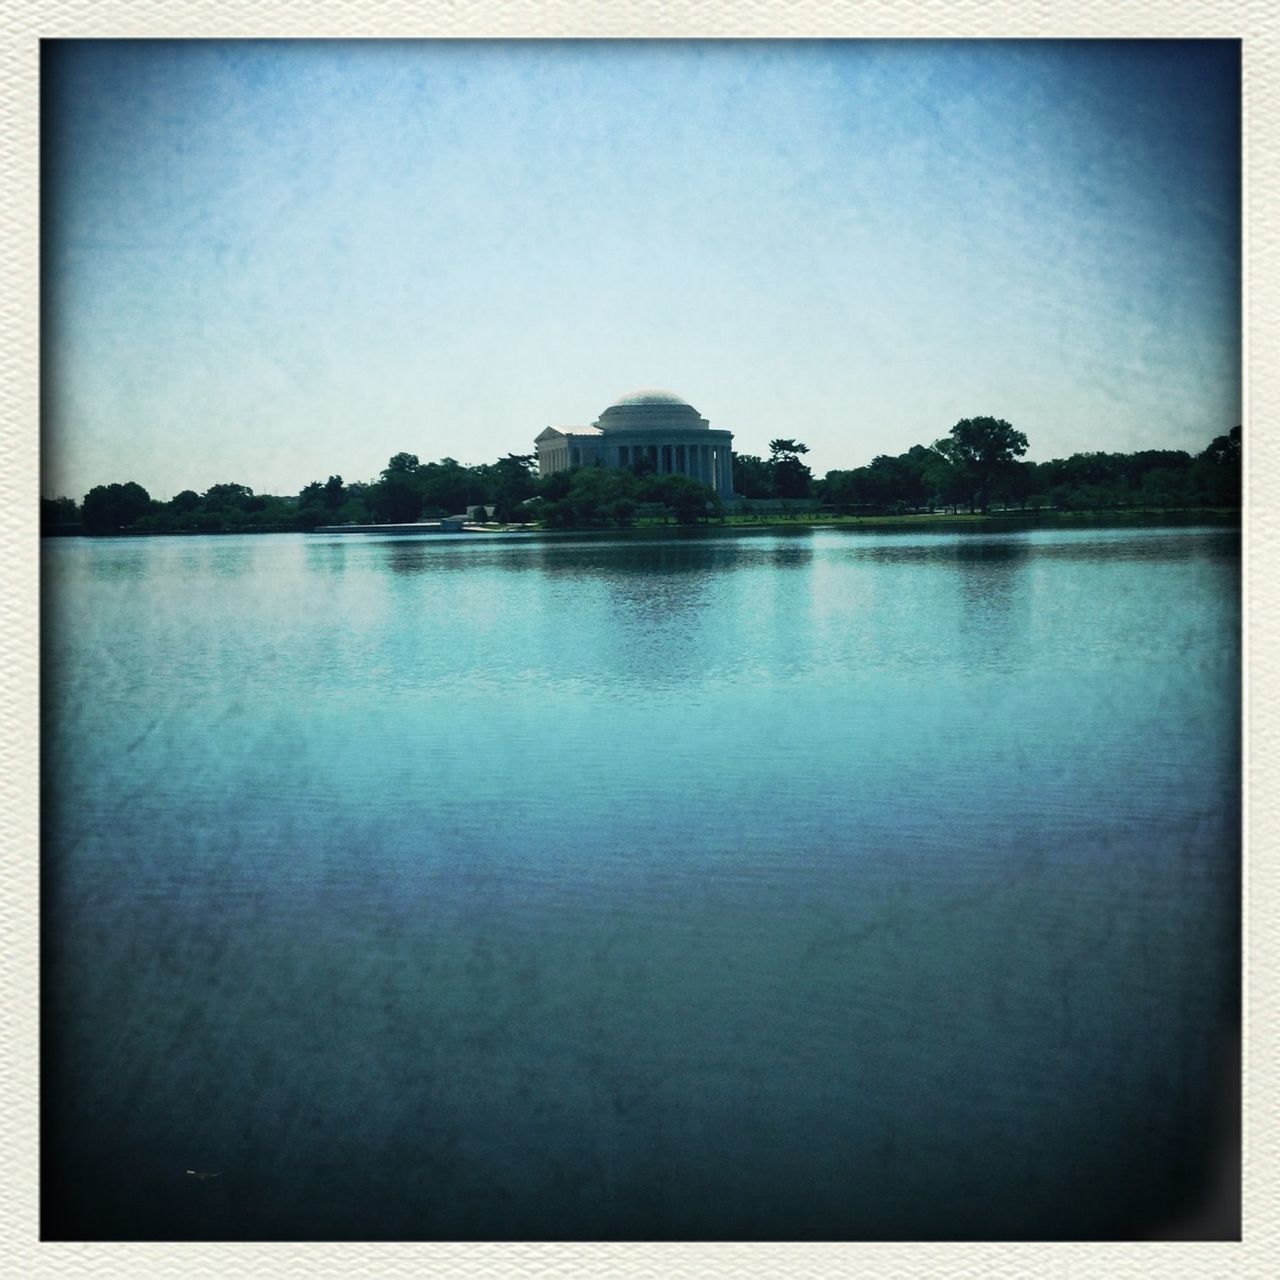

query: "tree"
left=603, top=497, right=637, bottom=527
left=419, top=458, right=472, bottom=515
left=922, top=439, right=971, bottom=511
left=201, top=482, right=264, bottom=513
left=1201, top=425, right=1242, bottom=470
left=528, top=465, right=714, bottom=530
left=41, top=496, right=79, bottom=532
left=323, top=475, right=346, bottom=510
left=1141, top=467, right=1195, bottom=510
left=992, top=459, right=1034, bottom=510
left=489, top=453, right=538, bottom=522
left=373, top=473, right=423, bottom=523
left=298, top=480, right=326, bottom=509
left=661, top=473, right=714, bottom=525
left=836, top=448, right=934, bottom=511
left=81, top=482, right=152, bottom=534
left=769, top=439, right=812, bottom=499
left=732, top=454, right=773, bottom=499
left=942, top=417, right=1029, bottom=513
left=373, top=455, right=427, bottom=523
left=1196, top=426, right=1242, bottom=507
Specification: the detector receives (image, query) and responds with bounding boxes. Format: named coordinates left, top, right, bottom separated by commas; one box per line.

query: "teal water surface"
left=42, top=524, right=1241, bottom=1240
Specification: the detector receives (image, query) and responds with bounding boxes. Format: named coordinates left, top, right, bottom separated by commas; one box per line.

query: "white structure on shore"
left=535, top=389, right=735, bottom=498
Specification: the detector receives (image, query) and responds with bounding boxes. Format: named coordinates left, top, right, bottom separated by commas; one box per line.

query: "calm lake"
left=42, top=523, right=1241, bottom=1241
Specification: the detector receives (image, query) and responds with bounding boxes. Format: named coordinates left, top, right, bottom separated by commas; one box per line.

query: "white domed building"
left=535, top=389, right=735, bottom=499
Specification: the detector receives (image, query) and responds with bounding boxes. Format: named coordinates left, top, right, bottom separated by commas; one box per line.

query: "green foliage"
left=603, top=497, right=637, bottom=527
left=202, top=482, right=259, bottom=513
left=1196, top=426, right=1242, bottom=506
left=81, top=481, right=153, bottom=533
left=373, top=468, right=423, bottom=523
left=425, top=459, right=476, bottom=514
left=294, top=506, right=330, bottom=530
left=816, top=424, right=1239, bottom=516
left=529, top=464, right=717, bottom=529
left=305, top=475, right=349, bottom=511
left=481, top=453, right=539, bottom=519
left=1201, top=426, right=1241, bottom=470
left=769, top=439, right=808, bottom=458
left=769, top=438, right=813, bottom=499
left=334, top=497, right=371, bottom=525
left=728, top=441, right=814, bottom=500
left=42, top=496, right=80, bottom=532
left=940, top=417, right=1029, bottom=514
left=822, top=443, right=951, bottom=513
left=661, top=474, right=714, bottom=525
left=732, top=454, right=773, bottom=498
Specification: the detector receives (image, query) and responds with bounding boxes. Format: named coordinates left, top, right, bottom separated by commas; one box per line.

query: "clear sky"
left=43, top=39, right=1240, bottom=501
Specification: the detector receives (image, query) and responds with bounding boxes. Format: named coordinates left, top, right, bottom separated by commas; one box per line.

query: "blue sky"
left=43, top=40, right=1240, bottom=500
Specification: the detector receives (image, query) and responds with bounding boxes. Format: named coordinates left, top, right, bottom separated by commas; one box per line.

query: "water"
left=41, top=524, right=1241, bottom=1240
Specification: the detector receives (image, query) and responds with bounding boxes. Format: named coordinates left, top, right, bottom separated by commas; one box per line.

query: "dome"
left=608, top=388, right=692, bottom=408
left=594, top=387, right=711, bottom=433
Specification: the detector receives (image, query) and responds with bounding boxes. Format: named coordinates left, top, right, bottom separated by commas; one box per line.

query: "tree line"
left=41, top=448, right=725, bottom=535
left=42, top=419, right=1241, bottom=535
left=737, top=421, right=1241, bottom=516
left=39, top=454, right=537, bottom=536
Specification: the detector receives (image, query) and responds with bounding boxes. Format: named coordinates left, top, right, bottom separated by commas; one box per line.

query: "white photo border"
left=4, top=3, right=1274, bottom=1276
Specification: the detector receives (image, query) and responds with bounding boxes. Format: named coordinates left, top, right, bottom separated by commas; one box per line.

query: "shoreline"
left=42, top=507, right=1242, bottom=540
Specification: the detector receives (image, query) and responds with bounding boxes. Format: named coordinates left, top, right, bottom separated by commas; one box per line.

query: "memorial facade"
left=535, top=389, right=735, bottom=499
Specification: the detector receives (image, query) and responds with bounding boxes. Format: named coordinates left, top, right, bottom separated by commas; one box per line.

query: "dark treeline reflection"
left=365, top=532, right=814, bottom=579
left=291, top=523, right=1241, bottom=590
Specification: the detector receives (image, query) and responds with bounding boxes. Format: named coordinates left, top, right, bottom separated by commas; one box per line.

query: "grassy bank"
left=715, top=507, right=1241, bottom=531
left=557, top=507, right=1241, bottom=535
left=45, top=506, right=1241, bottom=539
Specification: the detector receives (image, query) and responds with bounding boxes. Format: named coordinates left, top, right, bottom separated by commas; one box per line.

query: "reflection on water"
left=42, top=525, right=1240, bottom=1241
